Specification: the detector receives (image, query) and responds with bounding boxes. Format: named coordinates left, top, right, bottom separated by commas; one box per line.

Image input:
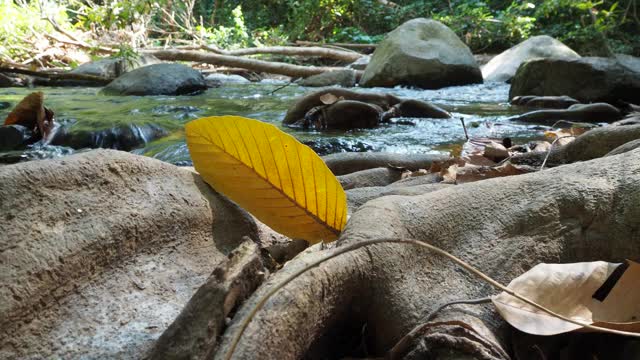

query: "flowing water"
left=0, top=82, right=546, bottom=165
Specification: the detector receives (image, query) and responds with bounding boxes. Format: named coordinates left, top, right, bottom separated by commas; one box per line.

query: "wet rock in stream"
left=50, top=120, right=169, bottom=151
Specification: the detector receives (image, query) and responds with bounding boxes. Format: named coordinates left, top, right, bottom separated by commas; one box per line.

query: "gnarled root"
left=212, top=149, right=640, bottom=359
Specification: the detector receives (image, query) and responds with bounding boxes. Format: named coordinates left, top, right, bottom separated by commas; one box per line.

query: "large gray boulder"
left=359, top=18, right=482, bottom=89
left=509, top=56, right=640, bottom=104
left=482, top=35, right=580, bottom=82
left=0, top=150, right=271, bottom=359
left=102, top=63, right=208, bottom=96
left=71, top=54, right=161, bottom=79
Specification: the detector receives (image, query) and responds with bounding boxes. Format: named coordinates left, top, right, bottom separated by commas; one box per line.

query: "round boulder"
left=509, top=56, right=640, bottom=104
left=102, top=63, right=208, bottom=96
left=359, top=18, right=482, bottom=89
left=482, top=35, right=580, bottom=82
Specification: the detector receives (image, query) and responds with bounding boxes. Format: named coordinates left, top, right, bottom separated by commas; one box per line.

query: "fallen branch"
left=0, top=67, right=113, bottom=85
left=198, top=45, right=362, bottom=62
left=143, top=49, right=359, bottom=78
left=295, top=40, right=378, bottom=51
left=44, top=33, right=115, bottom=54
left=43, top=17, right=114, bottom=54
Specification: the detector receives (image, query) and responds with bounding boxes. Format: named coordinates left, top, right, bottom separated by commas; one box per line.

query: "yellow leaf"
left=186, top=116, right=347, bottom=243
left=492, top=260, right=640, bottom=336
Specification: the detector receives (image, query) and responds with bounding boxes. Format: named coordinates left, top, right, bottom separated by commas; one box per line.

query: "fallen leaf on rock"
left=186, top=115, right=347, bottom=243
left=483, top=141, right=509, bottom=162
left=492, top=260, right=640, bottom=336
left=545, top=128, right=589, bottom=140
left=319, top=93, right=338, bottom=105
left=4, top=91, right=54, bottom=139
left=455, top=162, right=533, bottom=184
left=400, top=169, right=428, bottom=179
left=462, top=138, right=511, bottom=166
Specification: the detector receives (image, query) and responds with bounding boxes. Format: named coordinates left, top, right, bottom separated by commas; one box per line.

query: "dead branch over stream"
left=144, top=49, right=362, bottom=78
left=199, top=45, right=363, bottom=62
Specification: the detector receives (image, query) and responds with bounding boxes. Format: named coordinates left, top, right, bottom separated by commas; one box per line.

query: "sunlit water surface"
left=0, top=81, right=545, bottom=165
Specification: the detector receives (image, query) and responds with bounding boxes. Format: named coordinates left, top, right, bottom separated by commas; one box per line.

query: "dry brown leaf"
left=492, top=260, right=640, bottom=336
left=483, top=141, right=509, bottom=162
left=4, top=91, right=53, bottom=139
left=319, top=93, right=339, bottom=105
left=400, top=169, right=428, bottom=179
left=544, top=127, right=589, bottom=139
left=455, top=162, right=532, bottom=184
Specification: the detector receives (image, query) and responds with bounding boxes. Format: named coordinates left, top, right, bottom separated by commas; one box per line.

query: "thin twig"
left=460, top=117, right=469, bottom=140
left=222, top=238, right=640, bottom=360
left=539, top=135, right=575, bottom=171
left=269, top=80, right=297, bottom=95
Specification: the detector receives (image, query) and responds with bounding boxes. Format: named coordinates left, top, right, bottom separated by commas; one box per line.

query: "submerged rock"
left=511, top=95, right=580, bottom=109
left=382, top=99, right=451, bottom=120
left=285, top=88, right=449, bottom=130
left=284, top=88, right=402, bottom=126
left=0, top=125, right=33, bottom=151
left=50, top=121, right=169, bottom=151
left=306, top=100, right=383, bottom=129
left=514, top=102, right=622, bottom=125
left=297, top=69, right=357, bottom=87
left=360, top=18, right=482, bottom=89
left=102, top=63, right=208, bottom=96
left=509, top=56, right=640, bottom=104
left=0, top=73, right=23, bottom=87
left=302, top=138, right=375, bottom=155
left=482, top=35, right=580, bottom=82
left=204, top=73, right=250, bottom=86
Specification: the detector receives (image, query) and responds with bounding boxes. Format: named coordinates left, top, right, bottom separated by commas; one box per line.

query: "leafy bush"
left=0, top=0, right=69, bottom=62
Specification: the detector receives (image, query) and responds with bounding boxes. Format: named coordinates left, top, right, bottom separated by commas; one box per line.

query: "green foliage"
left=112, top=43, right=140, bottom=69
left=196, top=5, right=250, bottom=49
left=0, top=0, right=69, bottom=62
left=1, top=0, right=639, bottom=67
left=71, top=0, right=152, bottom=31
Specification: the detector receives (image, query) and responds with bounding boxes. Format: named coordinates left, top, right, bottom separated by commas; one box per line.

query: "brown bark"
left=143, top=49, right=357, bottom=78
left=0, top=67, right=113, bottom=85
left=295, top=40, right=378, bottom=51
left=200, top=45, right=362, bottom=62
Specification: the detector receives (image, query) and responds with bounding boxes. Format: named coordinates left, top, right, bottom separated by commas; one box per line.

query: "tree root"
left=211, top=149, right=640, bottom=359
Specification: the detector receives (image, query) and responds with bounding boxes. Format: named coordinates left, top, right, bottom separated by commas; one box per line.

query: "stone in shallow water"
left=297, top=69, right=357, bottom=87
left=101, top=63, right=208, bottom=96
left=151, top=105, right=202, bottom=120
left=509, top=56, right=640, bottom=104
left=0, top=125, right=33, bottom=151
left=302, top=139, right=375, bottom=155
left=51, top=120, right=168, bottom=151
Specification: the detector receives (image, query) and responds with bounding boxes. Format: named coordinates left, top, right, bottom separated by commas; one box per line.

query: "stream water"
left=0, top=81, right=546, bottom=165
